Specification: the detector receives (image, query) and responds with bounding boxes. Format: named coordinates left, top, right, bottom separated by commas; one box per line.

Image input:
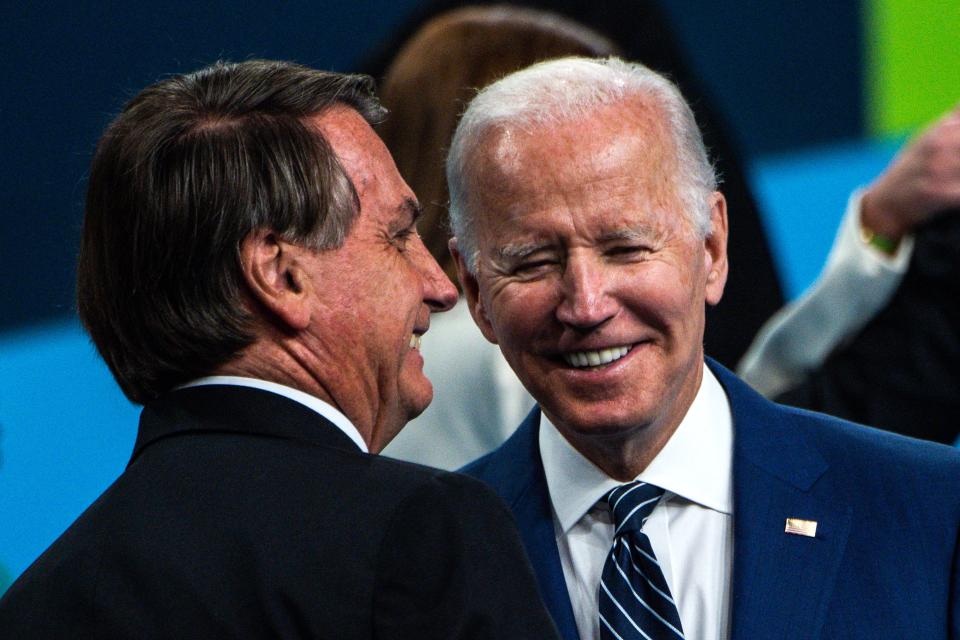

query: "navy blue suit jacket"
left=463, top=360, right=960, bottom=639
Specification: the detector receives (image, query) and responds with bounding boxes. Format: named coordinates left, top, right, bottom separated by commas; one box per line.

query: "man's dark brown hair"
left=77, top=59, right=383, bottom=404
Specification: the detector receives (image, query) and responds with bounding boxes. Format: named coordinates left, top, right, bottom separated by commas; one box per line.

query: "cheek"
left=619, top=263, right=701, bottom=324
left=382, top=256, right=424, bottom=301
left=486, top=281, right=559, bottom=342
left=358, top=270, right=420, bottom=345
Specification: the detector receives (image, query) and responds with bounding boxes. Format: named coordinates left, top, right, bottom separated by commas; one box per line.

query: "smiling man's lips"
left=561, top=344, right=634, bottom=368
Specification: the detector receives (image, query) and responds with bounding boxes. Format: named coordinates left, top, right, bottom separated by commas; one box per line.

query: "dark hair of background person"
left=361, top=0, right=785, bottom=368
left=76, top=59, right=384, bottom=405
left=378, top=6, right=619, bottom=284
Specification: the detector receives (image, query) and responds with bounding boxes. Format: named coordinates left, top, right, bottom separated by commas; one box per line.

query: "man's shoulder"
left=716, top=357, right=960, bottom=479
left=136, top=384, right=503, bottom=510
left=734, top=387, right=960, bottom=516
left=225, top=433, right=516, bottom=525
left=0, top=441, right=518, bottom=636
left=366, top=452, right=512, bottom=512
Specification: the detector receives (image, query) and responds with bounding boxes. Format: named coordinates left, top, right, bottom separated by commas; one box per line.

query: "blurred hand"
left=861, top=105, right=960, bottom=241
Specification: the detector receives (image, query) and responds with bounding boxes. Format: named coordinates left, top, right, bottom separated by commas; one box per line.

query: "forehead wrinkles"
left=471, top=117, right=687, bottom=251
left=487, top=102, right=679, bottom=200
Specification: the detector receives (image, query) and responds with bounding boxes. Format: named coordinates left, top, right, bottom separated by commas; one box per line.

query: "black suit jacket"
left=0, top=385, right=559, bottom=639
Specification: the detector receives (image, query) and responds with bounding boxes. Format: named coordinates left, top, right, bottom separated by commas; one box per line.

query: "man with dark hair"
left=0, top=59, right=559, bottom=639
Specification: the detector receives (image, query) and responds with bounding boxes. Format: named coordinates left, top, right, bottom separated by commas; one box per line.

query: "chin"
left=399, top=377, right=434, bottom=421
left=563, top=414, right=652, bottom=440
left=547, top=397, right=659, bottom=439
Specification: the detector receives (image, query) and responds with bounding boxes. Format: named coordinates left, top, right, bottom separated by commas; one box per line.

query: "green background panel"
left=867, top=0, right=960, bottom=137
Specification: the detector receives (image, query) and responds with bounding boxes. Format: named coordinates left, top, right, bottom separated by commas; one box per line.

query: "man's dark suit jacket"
left=463, top=360, right=960, bottom=640
left=0, top=385, right=559, bottom=639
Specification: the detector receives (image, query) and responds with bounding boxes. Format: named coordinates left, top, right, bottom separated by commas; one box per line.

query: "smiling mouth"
left=562, top=345, right=633, bottom=368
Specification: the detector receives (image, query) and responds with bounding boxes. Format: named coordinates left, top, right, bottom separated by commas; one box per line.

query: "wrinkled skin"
left=455, top=100, right=728, bottom=478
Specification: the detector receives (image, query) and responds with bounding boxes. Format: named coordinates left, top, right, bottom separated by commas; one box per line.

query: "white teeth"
left=563, top=345, right=631, bottom=368
left=409, top=334, right=422, bottom=350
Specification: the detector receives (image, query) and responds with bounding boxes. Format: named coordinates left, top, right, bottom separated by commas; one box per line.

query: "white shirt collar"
left=540, top=363, right=733, bottom=534
left=178, top=375, right=369, bottom=453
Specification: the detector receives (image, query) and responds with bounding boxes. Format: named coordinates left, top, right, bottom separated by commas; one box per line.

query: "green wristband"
left=860, top=226, right=900, bottom=255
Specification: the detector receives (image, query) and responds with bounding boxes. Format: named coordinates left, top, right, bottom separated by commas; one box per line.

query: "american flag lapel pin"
left=784, top=518, right=818, bottom=537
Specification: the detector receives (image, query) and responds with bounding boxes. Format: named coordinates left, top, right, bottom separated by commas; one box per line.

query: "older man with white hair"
left=449, top=57, right=960, bottom=640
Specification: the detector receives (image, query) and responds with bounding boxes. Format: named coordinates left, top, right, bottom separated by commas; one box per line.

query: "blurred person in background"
left=742, top=104, right=960, bottom=442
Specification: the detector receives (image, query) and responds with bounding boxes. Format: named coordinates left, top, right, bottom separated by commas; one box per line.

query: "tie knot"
left=604, top=481, right=664, bottom=536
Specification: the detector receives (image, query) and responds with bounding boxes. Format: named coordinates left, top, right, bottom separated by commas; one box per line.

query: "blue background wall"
left=0, top=0, right=921, bottom=590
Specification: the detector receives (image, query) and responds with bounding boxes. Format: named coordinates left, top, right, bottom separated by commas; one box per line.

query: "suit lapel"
left=710, top=361, right=851, bottom=640
left=472, top=409, right=581, bottom=640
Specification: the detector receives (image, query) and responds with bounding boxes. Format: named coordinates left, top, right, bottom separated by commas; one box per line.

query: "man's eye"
left=607, top=245, right=650, bottom=259
left=394, top=228, right=417, bottom=251
left=513, top=259, right=556, bottom=275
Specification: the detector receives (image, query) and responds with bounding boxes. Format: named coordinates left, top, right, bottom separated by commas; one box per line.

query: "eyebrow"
left=404, top=198, right=423, bottom=223
left=495, top=241, right=552, bottom=263
left=599, top=224, right=663, bottom=244
left=494, top=224, right=662, bottom=261
left=391, top=198, right=422, bottom=232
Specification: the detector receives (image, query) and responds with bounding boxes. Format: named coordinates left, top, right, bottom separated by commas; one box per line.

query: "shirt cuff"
left=828, top=188, right=914, bottom=278
left=737, top=189, right=913, bottom=398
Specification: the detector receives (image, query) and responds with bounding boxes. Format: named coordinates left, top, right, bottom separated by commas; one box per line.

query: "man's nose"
left=415, top=237, right=458, bottom=312
left=555, top=256, right=617, bottom=330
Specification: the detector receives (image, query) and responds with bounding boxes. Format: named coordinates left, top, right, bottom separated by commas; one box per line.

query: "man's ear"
left=449, top=237, right=499, bottom=345
left=703, top=192, right=729, bottom=306
left=239, top=229, right=312, bottom=331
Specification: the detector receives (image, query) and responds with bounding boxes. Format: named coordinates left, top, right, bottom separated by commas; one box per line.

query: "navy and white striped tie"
left=599, top=481, right=684, bottom=640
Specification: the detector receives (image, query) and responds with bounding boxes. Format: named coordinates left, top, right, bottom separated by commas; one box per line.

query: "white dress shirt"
left=180, top=375, right=369, bottom=453
left=540, top=365, right=734, bottom=640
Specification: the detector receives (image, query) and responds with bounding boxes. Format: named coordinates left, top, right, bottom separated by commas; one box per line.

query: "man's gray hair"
left=446, top=56, right=718, bottom=272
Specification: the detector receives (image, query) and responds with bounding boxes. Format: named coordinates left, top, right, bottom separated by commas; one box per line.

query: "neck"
left=556, top=418, right=682, bottom=481
left=216, top=335, right=390, bottom=452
